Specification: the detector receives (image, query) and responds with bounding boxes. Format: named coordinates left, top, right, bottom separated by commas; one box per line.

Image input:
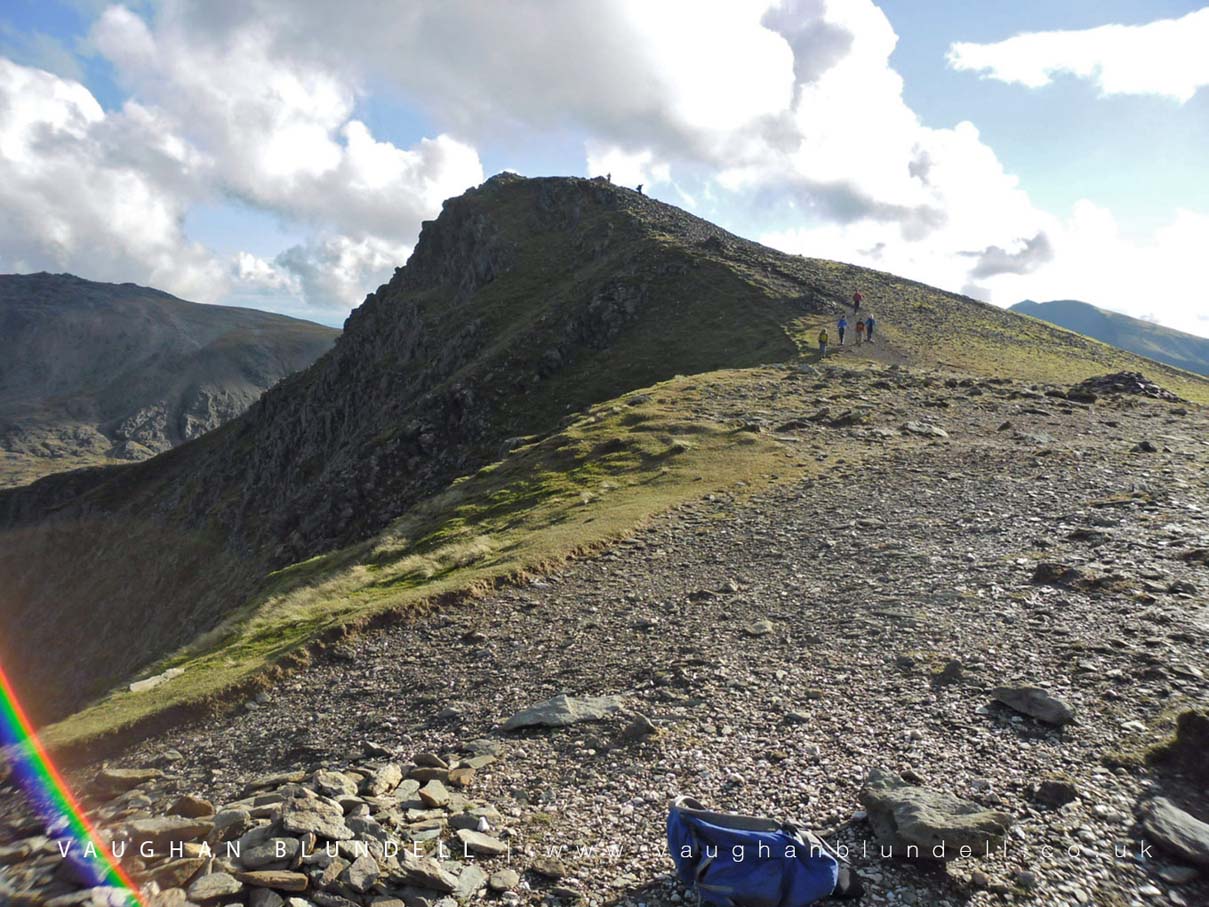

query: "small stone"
left=488, top=868, right=520, bottom=891
left=453, top=864, right=488, bottom=898
left=1157, top=865, right=1199, bottom=885
left=168, top=795, right=215, bottom=819
left=187, top=871, right=244, bottom=902
left=418, top=779, right=451, bottom=808
left=1031, top=779, right=1078, bottom=808
left=281, top=798, right=354, bottom=840
left=250, top=890, right=286, bottom=907
left=144, top=857, right=207, bottom=889
left=125, top=816, right=215, bottom=848
left=991, top=686, right=1075, bottom=726
left=456, top=828, right=509, bottom=856
left=618, top=713, right=658, bottom=742
left=92, top=766, right=164, bottom=795
left=501, top=693, right=625, bottom=730
left=531, top=856, right=565, bottom=879
left=236, top=870, right=310, bottom=891
left=395, top=851, right=458, bottom=892
left=1141, top=798, right=1209, bottom=867
left=343, top=853, right=380, bottom=893
left=314, top=770, right=359, bottom=798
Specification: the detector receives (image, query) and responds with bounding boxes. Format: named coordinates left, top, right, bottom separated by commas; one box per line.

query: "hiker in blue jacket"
left=837, top=316, right=847, bottom=346
left=865, top=313, right=875, bottom=343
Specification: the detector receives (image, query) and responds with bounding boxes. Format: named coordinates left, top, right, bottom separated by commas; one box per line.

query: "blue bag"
left=667, top=796, right=840, bottom=907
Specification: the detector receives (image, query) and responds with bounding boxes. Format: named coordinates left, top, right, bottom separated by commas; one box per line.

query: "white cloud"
left=947, top=8, right=1209, bottom=103
left=585, top=144, right=669, bottom=189
left=0, top=57, right=223, bottom=300
left=3, top=1, right=1208, bottom=336
left=89, top=4, right=483, bottom=253
left=985, top=204, right=1209, bottom=336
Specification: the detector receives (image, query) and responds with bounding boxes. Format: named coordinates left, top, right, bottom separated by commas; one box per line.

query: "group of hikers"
left=818, top=290, right=875, bottom=356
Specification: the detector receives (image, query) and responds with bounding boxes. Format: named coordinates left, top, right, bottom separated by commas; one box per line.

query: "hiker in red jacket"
left=852, top=290, right=862, bottom=312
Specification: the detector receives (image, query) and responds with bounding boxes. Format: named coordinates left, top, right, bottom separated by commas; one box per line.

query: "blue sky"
left=2, top=1, right=1207, bottom=335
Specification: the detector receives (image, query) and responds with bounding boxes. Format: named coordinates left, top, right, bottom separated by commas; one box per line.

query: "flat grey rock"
left=502, top=693, right=625, bottom=730
left=1141, top=798, right=1209, bottom=867
left=992, top=685, right=1075, bottom=726
left=859, top=768, right=1012, bottom=857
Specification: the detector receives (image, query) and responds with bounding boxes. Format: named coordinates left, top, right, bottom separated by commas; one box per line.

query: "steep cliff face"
left=0, top=174, right=807, bottom=723
left=0, top=273, right=339, bottom=487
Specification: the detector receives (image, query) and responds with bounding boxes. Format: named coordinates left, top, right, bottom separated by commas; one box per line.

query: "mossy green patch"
left=43, top=371, right=813, bottom=751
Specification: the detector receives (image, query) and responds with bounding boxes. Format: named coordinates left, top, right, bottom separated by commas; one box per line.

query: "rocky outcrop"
left=1068, top=371, right=1184, bottom=402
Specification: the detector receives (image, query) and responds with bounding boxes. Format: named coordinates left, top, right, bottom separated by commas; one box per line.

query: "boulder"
left=502, top=693, right=625, bottom=730
left=859, top=768, right=1012, bottom=857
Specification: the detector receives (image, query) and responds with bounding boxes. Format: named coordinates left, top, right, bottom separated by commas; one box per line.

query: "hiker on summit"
left=606, top=172, right=611, bottom=182
left=865, top=313, right=875, bottom=343
left=854, top=318, right=865, bottom=345
left=637, top=184, right=644, bottom=195
left=837, top=316, right=847, bottom=346
left=818, top=328, right=828, bottom=357
left=852, top=290, right=862, bottom=312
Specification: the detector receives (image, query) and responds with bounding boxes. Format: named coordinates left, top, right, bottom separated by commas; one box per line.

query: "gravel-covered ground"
left=3, top=363, right=1208, bottom=907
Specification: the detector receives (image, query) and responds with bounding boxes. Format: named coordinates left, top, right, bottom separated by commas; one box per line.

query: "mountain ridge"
left=1011, top=298, right=1209, bottom=377
left=0, top=272, right=340, bottom=487
left=3, top=173, right=1208, bottom=735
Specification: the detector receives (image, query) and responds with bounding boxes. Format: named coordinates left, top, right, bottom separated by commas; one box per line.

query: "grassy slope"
left=44, top=370, right=826, bottom=751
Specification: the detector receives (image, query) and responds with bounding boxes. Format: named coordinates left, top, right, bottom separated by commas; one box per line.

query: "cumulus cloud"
left=947, top=8, right=1209, bottom=103
left=88, top=4, right=483, bottom=294
left=585, top=144, right=670, bottom=189
left=0, top=57, right=223, bottom=300
left=3, top=0, right=1208, bottom=334
left=0, top=3, right=484, bottom=314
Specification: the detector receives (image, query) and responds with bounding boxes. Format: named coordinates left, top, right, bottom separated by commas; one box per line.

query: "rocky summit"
left=0, top=175, right=1208, bottom=907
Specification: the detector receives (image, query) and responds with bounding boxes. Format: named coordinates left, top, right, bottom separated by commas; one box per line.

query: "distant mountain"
left=0, top=273, right=339, bottom=487
left=1011, top=299, right=1209, bottom=377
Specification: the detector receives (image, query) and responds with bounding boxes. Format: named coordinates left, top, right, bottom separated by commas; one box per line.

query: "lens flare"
left=0, top=664, right=142, bottom=905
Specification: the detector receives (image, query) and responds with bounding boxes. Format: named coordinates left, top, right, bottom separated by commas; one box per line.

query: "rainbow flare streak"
left=0, top=664, right=142, bottom=905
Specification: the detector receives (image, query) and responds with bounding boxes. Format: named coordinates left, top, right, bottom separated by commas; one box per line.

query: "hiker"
left=854, top=318, right=865, bottom=345
left=837, top=316, right=847, bottom=346
left=818, top=328, right=828, bottom=357
left=637, top=183, right=644, bottom=195
left=865, top=313, right=875, bottom=343
left=852, top=289, right=862, bottom=312
left=606, top=172, right=612, bottom=182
